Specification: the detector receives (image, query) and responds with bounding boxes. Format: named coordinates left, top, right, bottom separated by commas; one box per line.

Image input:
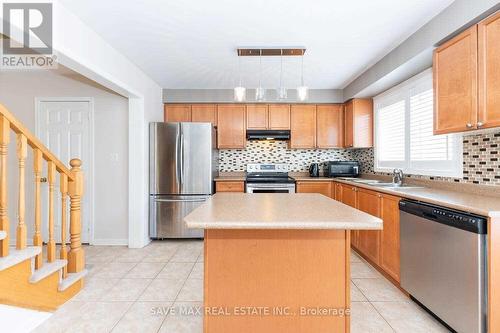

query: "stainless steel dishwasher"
left=399, top=200, right=487, bottom=333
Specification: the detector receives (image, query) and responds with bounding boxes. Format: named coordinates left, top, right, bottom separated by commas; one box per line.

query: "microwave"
left=325, top=161, right=360, bottom=178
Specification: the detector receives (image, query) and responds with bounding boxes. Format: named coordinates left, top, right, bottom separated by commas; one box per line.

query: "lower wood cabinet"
left=215, top=181, right=245, bottom=193
left=379, top=193, right=401, bottom=282
left=339, top=184, right=357, bottom=207
left=356, top=189, right=381, bottom=265
left=297, top=180, right=401, bottom=284
left=333, top=182, right=342, bottom=201
left=296, top=181, right=332, bottom=198
left=339, top=184, right=358, bottom=247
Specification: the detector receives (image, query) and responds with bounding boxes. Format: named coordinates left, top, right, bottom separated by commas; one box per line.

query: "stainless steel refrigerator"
left=149, top=122, right=218, bottom=238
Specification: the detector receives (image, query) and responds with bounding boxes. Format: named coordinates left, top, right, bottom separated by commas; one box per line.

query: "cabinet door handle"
left=466, top=123, right=473, bottom=129
left=477, top=122, right=484, bottom=128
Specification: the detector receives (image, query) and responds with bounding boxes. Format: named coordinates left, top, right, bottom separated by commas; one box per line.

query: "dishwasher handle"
left=399, top=200, right=487, bottom=234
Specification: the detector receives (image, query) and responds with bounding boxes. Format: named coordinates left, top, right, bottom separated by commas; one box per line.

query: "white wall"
left=163, top=89, right=344, bottom=103
left=1, top=0, right=164, bottom=247
left=0, top=68, right=129, bottom=244
left=343, top=0, right=500, bottom=99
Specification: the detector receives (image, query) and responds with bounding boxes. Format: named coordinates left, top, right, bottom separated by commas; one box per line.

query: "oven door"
left=246, top=183, right=296, bottom=193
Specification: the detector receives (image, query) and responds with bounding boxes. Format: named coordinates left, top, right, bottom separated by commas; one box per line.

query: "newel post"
left=67, top=158, right=85, bottom=273
left=0, top=115, right=9, bottom=257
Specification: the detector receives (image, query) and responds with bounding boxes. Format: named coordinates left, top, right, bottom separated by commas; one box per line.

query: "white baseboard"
left=91, top=238, right=128, bottom=246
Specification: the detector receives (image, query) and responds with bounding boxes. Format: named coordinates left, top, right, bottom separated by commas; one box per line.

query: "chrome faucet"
left=392, top=169, right=404, bottom=186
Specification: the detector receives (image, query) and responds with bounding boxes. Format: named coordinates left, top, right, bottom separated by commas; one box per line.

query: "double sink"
left=337, top=177, right=424, bottom=190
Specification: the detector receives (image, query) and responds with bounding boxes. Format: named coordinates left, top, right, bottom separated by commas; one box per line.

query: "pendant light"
left=297, top=50, right=308, bottom=101
left=277, top=50, right=287, bottom=100
left=234, top=51, right=246, bottom=102
left=255, top=50, right=266, bottom=101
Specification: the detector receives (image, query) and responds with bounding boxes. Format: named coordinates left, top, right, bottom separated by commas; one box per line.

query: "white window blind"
left=378, top=100, right=405, bottom=162
left=374, top=69, right=462, bottom=178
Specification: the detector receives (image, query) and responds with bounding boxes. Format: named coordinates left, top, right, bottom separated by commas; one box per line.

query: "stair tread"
left=58, top=269, right=88, bottom=292
left=29, top=259, right=68, bottom=283
left=0, top=246, right=42, bottom=271
left=0, top=231, right=6, bottom=241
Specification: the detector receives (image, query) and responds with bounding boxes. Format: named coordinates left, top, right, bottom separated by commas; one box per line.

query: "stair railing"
left=0, top=103, right=84, bottom=275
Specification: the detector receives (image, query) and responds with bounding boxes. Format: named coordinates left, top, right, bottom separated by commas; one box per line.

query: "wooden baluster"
left=60, top=174, right=68, bottom=278
left=68, top=159, right=84, bottom=273
left=0, top=115, right=9, bottom=257
left=47, top=161, right=56, bottom=262
left=16, top=134, right=27, bottom=250
left=33, top=149, right=43, bottom=268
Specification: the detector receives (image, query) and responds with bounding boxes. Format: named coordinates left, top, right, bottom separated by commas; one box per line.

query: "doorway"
left=35, top=98, right=94, bottom=244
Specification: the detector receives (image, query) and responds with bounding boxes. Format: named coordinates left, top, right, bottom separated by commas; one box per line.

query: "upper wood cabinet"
left=164, top=104, right=191, bottom=122
left=268, top=105, right=291, bottom=129
left=246, top=104, right=291, bottom=130
left=290, top=105, right=317, bottom=148
left=434, top=26, right=478, bottom=134
left=356, top=188, right=381, bottom=265
left=316, top=104, right=344, bottom=148
left=217, top=104, right=246, bottom=149
left=478, top=11, right=500, bottom=130
left=191, top=104, right=217, bottom=125
left=296, top=181, right=332, bottom=198
left=379, top=194, right=401, bottom=282
left=434, top=11, right=500, bottom=134
left=246, top=104, right=269, bottom=129
left=344, top=99, right=373, bottom=148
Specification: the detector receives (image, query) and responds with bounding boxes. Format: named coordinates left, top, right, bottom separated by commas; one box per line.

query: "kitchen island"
left=184, top=193, right=382, bottom=333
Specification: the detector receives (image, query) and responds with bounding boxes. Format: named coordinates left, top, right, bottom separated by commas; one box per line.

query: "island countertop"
left=184, top=193, right=382, bottom=230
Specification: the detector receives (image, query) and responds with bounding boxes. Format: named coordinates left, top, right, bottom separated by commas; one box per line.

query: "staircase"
left=0, top=104, right=86, bottom=311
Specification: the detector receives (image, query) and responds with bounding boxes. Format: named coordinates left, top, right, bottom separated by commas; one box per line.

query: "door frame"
left=34, top=97, right=95, bottom=245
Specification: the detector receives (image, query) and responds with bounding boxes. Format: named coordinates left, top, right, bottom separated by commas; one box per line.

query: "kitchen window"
left=374, top=68, right=462, bottom=178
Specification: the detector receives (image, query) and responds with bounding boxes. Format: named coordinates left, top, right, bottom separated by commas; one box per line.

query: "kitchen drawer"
left=296, top=181, right=332, bottom=198
left=216, top=181, right=245, bottom=192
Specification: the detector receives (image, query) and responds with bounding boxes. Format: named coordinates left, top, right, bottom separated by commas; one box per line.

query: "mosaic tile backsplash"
left=219, top=130, right=500, bottom=186
left=219, top=140, right=360, bottom=172
left=358, top=131, right=500, bottom=186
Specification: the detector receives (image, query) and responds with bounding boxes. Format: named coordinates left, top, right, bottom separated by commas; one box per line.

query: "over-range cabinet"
left=149, top=122, right=218, bottom=238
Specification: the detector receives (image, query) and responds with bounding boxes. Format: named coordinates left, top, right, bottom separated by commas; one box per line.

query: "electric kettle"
left=309, top=163, right=320, bottom=177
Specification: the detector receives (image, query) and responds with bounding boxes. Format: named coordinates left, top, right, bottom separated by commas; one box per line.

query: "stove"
left=245, top=163, right=296, bottom=193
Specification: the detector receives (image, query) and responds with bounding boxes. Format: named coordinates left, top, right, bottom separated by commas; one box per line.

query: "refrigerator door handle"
left=180, top=132, right=184, bottom=187
left=153, top=198, right=207, bottom=203
left=175, top=126, right=181, bottom=190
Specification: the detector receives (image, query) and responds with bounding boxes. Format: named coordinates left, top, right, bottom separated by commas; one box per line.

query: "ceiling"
left=60, top=0, right=454, bottom=89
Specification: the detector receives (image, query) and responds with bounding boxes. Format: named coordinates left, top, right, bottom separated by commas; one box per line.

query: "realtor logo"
left=1, top=3, right=56, bottom=69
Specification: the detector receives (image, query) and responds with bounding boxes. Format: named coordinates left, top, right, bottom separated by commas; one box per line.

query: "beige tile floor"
left=33, top=240, right=451, bottom=333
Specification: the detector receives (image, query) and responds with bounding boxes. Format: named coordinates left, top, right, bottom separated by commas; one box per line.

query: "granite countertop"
left=294, top=175, right=500, bottom=218
left=294, top=176, right=336, bottom=181
left=214, top=172, right=245, bottom=181
left=184, top=193, right=382, bottom=230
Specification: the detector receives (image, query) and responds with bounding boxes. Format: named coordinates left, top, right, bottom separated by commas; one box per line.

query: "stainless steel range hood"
left=246, top=130, right=291, bottom=140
